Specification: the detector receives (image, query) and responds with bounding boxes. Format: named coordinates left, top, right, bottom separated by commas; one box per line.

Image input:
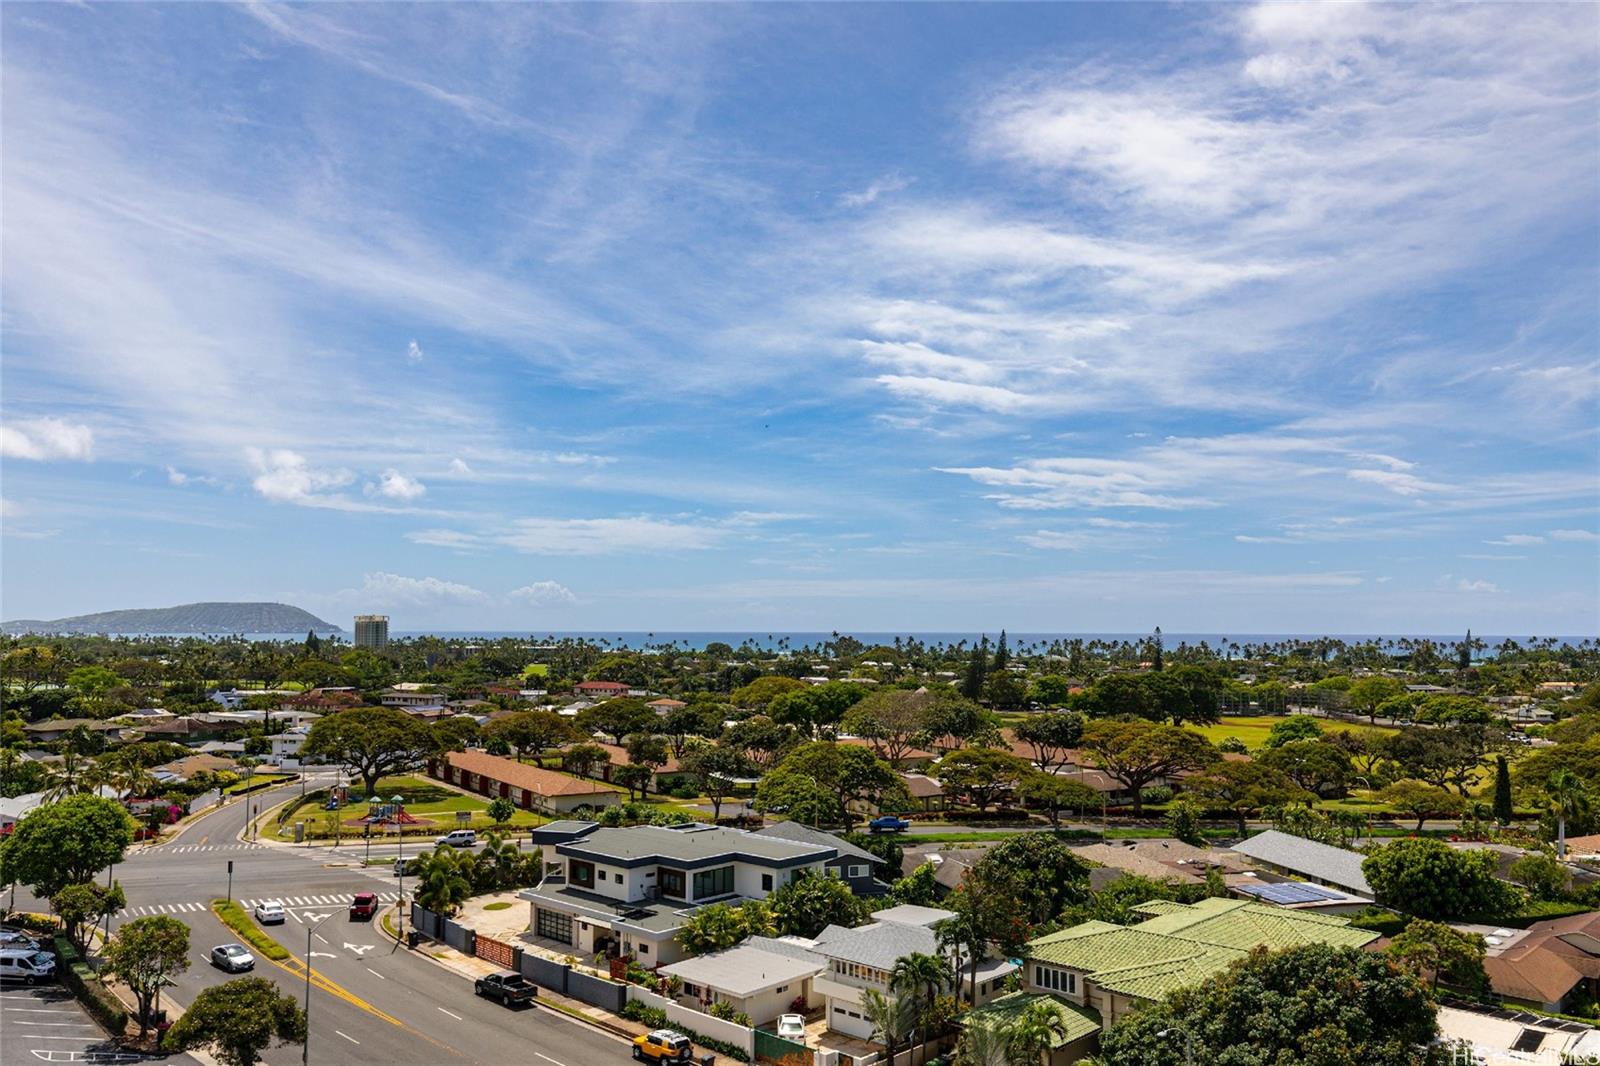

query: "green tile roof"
left=958, top=992, right=1102, bottom=1045
left=1026, top=898, right=1378, bottom=1002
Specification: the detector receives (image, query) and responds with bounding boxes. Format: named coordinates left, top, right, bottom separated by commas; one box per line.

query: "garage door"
left=535, top=908, right=573, bottom=945
left=830, top=1004, right=874, bottom=1040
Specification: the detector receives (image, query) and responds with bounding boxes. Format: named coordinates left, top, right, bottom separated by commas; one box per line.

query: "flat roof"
left=659, top=943, right=824, bottom=997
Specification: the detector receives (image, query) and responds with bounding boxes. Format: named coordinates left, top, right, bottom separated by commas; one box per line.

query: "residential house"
left=900, top=773, right=947, bottom=813
left=152, top=752, right=240, bottom=783
left=899, top=844, right=988, bottom=897
left=1073, top=839, right=1250, bottom=891
left=752, top=821, right=890, bottom=896
left=658, top=936, right=825, bottom=1026
left=1562, top=834, right=1600, bottom=860
left=1228, top=829, right=1374, bottom=897
left=836, top=736, right=936, bottom=770
left=810, top=904, right=1018, bottom=1039
left=1478, top=911, right=1600, bottom=1013
left=1435, top=1004, right=1600, bottom=1063
left=208, top=688, right=297, bottom=710
left=23, top=719, right=124, bottom=744
left=647, top=699, right=687, bottom=715
left=1023, top=897, right=1378, bottom=1034
left=573, top=681, right=632, bottom=699
left=518, top=822, right=835, bottom=967
left=380, top=687, right=446, bottom=711
left=429, top=749, right=621, bottom=814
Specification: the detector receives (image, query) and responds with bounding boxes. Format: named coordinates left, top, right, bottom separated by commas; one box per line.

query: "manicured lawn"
left=1192, top=715, right=1398, bottom=751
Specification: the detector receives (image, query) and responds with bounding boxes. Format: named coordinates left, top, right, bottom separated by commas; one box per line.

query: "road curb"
left=373, top=904, right=639, bottom=1046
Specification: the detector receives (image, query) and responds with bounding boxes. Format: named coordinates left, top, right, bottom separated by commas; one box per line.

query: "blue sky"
left=2, top=2, right=1597, bottom=634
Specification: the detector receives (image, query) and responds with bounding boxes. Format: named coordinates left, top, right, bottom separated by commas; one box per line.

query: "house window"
left=535, top=909, right=573, bottom=944
left=637, top=943, right=649, bottom=955
left=775, top=985, right=788, bottom=994
left=847, top=865, right=868, bottom=879
left=659, top=869, right=686, bottom=899
left=685, top=983, right=702, bottom=998
left=615, top=873, right=624, bottom=884
left=693, top=866, right=734, bottom=899
left=761, top=874, right=773, bottom=892
left=1032, top=964, right=1076, bottom=994
left=570, top=861, right=595, bottom=889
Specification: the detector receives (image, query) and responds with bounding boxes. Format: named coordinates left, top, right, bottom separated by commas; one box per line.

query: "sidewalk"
left=377, top=905, right=655, bottom=1045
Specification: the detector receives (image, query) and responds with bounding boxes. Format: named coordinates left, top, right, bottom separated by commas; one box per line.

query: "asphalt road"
left=1, top=983, right=199, bottom=1066
left=18, top=778, right=637, bottom=1066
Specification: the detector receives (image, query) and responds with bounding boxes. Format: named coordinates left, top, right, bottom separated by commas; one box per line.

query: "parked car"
left=632, top=1030, right=693, bottom=1062
left=776, top=1014, right=806, bottom=1040
left=474, top=971, right=535, bottom=1007
left=0, top=948, right=56, bottom=985
left=349, top=893, right=378, bottom=920
left=868, top=815, right=910, bottom=833
left=210, top=944, right=255, bottom=973
left=0, top=930, right=43, bottom=951
left=435, top=829, right=477, bottom=848
left=254, top=900, right=286, bottom=925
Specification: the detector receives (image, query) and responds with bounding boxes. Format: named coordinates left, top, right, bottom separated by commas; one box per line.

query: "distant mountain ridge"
left=1, top=602, right=342, bottom=636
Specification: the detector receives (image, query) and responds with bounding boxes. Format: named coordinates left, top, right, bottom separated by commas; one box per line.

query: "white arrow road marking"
left=300, top=912, right=330, bottom=923
left=308, top=951, right=337, bottom=958
left=343, top=943, right=374, bottom=956
left=437, top=1007, right=462, bottom=1020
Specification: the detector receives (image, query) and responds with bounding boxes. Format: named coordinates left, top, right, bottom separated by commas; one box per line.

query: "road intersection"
left=18, top=779, right=637, bottom=1066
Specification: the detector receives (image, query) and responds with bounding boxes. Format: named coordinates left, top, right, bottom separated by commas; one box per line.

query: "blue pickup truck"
left=868, top=815, right=911, bottom=834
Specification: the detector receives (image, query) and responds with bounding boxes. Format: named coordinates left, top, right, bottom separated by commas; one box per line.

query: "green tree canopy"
left=1378, top=780, right=1465, bottom=832
left=1263, top=715, right=1324, bottom=748
left=1385, top=919, right=1490, bottom=997
left=300, top=707, right=435, bottom=797
left=51, top=880, right=125, bottom=948
left=769, top=873, right=869, bottom=937
left=103, top=914, right=190, bottom=1038
left=482, top=710, right=577, bottom=760
left=1096, top=943, right=1447, bottom=1066
left=1361, top=837, right=1523, bottom=921
left=0, top=792, right=135, bottom=897
left=1011, top=712, right=1085, bottom=771
left=164, top=977, right=307, bottom=1066
left=1080, top=719, right=1217, bottom=815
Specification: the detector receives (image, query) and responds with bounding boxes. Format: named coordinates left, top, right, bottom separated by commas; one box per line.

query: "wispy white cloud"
left=406, top=340, right=424, bottom=364
left=508, top=580, right=577, bottom=606
left=247, top=448, right=354, bottom=505
left=1550, top=529, right=1599, bottom=543
left=1485, top=534, right=1544, bottom=547
left=336, top=571, right=490, bottom=605
left=367, top=469, right=426, bottom=502
left=499, top=516, right=726, bottom=556
left=0, top=418, right=94, bottom=461
left=840, top=173, right=912, bottom=208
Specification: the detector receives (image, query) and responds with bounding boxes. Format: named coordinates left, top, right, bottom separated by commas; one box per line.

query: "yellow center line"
left=266, top=950, right=463, bottom=1059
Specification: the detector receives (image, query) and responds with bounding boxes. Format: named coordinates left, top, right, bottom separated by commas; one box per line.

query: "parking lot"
left=0, top=984, right=197, bottom=1066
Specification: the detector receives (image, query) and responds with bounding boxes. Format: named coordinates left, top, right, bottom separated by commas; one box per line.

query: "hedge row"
left=211, top=901, right=291, bottom=961
left=620, top=999, right=750, bottom=1062
left=53, top=936, right=129, bottom=1035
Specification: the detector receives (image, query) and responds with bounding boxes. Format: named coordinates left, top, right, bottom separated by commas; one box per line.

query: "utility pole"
left=226, top=860, right=233, bottom=904
left=303, top=913, right=331, bottom=1066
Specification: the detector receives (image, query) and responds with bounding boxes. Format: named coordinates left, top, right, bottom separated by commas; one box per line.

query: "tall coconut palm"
left=954, top=1022, right=1010, bottom=1066
left=1547, top=769, right=1592, bottom=858
left=413, top=847, right=472, bottom=917
left=861, top=988, right=918, bottom=1066
left=41, top=751, right=89, bottom=802
left=1007, top=998, right=1069, bottom=1066
left=891, top=951, right=950, bottom=1057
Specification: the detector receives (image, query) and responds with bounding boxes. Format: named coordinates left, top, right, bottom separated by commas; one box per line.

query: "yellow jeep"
left=632, top=1029, right=693, bottom=1062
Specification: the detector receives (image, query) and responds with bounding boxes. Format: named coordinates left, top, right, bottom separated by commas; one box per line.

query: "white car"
left=776, top=1014, right=805, bottom=1040
left=254, top=900, right=286, bottom=925
left=210, top=944, right=255, bottom=973
left=435, top=829, right=477, bottom=848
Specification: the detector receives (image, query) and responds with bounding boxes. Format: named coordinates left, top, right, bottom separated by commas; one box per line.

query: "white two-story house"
left=519, top=821, right=835, bottom=967
left=809, top=905, right=1018, bottom=1040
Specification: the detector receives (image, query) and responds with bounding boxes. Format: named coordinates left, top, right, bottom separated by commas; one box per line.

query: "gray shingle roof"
left=812, top=920, right=941, bottom=971
left=752, top=821, right=881, bottom=865
left=1231, top=830, right=1373, bottom=896
left=558, top=824, right=834, bottom=869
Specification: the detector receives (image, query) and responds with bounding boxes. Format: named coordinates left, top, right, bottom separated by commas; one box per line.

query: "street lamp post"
left=1158, top=1027, right=1194, bottom=1066
left=392, top=795, right=406, bottom=941
left=303, top=912, right=332, bottom=1066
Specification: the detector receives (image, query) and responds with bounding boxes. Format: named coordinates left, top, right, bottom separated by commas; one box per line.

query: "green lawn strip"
left=1190, top=715, right=1398, bottom=751
left=482, top=902, right=513, bottom=912
left=211, top=900, right=291, bottom=961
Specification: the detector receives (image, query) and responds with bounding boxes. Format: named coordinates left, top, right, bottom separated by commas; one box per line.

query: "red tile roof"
left=442, top=750, right=619, bottom=798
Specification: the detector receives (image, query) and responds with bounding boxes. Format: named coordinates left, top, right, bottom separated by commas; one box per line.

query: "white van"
left=434, top=829, right=477, bottom=848
left=0, top=948, right=56, bottom=985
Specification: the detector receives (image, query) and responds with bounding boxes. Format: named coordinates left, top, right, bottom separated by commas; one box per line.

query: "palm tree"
left=41, top=751, right=89, bottom=802
left=891, top=952, right=949, bottom=1059
left=413, top=848, right=472, bottom=917
left=861, top=988, right=918, bottom=1066
left=1007, top=998, right=1069, bottom=1065
left=1547, top=770, right=1592, bottom=858
left=954, top=1022, right=1010, bottom=1066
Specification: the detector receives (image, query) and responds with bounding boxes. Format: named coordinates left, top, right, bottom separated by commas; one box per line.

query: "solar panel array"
left=1236, top=881, right=1343, bottom=905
